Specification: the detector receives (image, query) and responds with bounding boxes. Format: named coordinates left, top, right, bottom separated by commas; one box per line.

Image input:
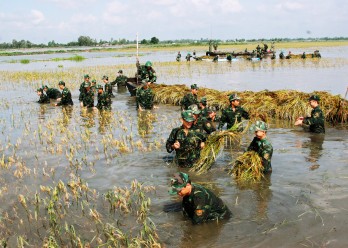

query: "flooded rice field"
left=0, top=45, right=347, bottom=247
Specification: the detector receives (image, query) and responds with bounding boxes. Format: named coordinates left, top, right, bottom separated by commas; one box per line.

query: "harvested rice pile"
left=229, top=151, right=264, bottom=182
left=151, top=84, right=348, bottom=123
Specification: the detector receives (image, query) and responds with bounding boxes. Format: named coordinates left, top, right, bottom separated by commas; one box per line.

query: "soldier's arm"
left=191, top=193, right=209, bottom=225
left=303, top=109, right=323, bottom=125
left=218, top=110, right=227, bottom=129
left=260, top=143, right=273, bottom=170
left=242, top=108, right=250, bottom=120
left=166, top=128, right=179, bottom=153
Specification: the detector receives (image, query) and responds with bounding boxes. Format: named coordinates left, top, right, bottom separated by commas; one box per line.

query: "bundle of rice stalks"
left=229, top=151, right=264, bottom=182
left=190, top=124, right=243, bottom=174
left=151, top=84, right=187, bottom=105
left=276, top=96, right=310, bottom=121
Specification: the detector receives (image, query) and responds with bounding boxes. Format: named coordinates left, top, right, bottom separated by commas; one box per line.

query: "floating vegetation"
left=190, top=124, right=243, bottom=174
left=229, top=151, right=264, bottom=182
left=20, top=59, right=30, bottom=64
left=51, top=54, right=86, bottom=62
left=151, top=84, right=348, bottom=123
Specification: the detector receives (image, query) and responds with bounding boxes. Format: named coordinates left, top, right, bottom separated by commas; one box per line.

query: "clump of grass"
left=52, top=55, right=85, bottom=62
left=229, top=151, right=264, bottom=182
left=20, top=59, right=30, bottom=64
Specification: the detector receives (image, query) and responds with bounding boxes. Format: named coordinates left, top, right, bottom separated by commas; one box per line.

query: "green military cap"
left=188, top=104, right=201, bottom=115
left=43, top=85, right=48, bottom=89
left=102, top=75, right=108, bottom=80
left=207, top=106, right=216, bottom=113
left=145, top=61, right=152, bottom=67
left=96, top=84, right=103, bottom=89
left=118, top=69, right=123, bottom=73
left=200, top=97, right=207, bottom=104
left=91, top=79, right=96, bottom=83
left=169, top=172, right=190, bottom=195
left=181, top=110, right=195, bottom=122
left=84, top=74, right=90, bottom=78
left=229, top=93, right=240, bottom=102
left=308, top=94, right=320, bottom=102
left=37, top=88, right=43, bottom=92
left=252, top=120, right=268, bottom=131
left=58, top=81, right=65, bottom=86
left=190, top=84, right=199, bottom=90
left=84, top=82, right=91, bottom=87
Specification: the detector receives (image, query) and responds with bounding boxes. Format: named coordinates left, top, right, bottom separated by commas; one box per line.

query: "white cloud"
left=276, top=2, right=303, bottom=11
left=31, top=10, right=45, bottom=25
left=219, top=0, right=243, bottom=13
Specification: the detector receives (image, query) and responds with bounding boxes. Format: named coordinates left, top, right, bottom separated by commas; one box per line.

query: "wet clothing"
left=82, top=90, right=94, bottom=108
left=181, top=93, right=198, bottom=110
left=186, top=54, right=192, bottom=61
left=247, top=137, right=273, bottom=172
left=111, top=75, right=128, bottom=87
left=136, top=61, right=157, bottom=83
left=96, top=92, right=111, bottom=110
left=57, top=87, right=73, bottom=106
left=45, top=88, right=62, bottom=99
left=191, top=116, right=216, bottom=136
left=166, top=127, right=206, bottom=168
left=218, top=106, right=249, bottom=130
left=104, top=82, right=114, bottom=98
left=176, top=53, right=181, bottom=62
left=38, top=94, right=50, bottom=104
left=201, top=107, right=209, bottom=118
left=182, top=184, right=231, bottom=225
left=79, top=82, right=87, bottom=101
left=136, top=86, right=154, bottom=110
left=303, top=106, right=325, bottom=133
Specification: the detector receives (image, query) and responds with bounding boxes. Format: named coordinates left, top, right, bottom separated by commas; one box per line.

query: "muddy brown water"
left=0, top=47, right=348, bottom=247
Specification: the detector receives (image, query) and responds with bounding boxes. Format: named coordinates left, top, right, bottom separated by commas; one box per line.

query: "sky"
left=0, top=0, right=347, bottom=44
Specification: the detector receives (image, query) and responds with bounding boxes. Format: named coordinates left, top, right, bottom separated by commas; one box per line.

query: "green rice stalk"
left=229, top=151, right=264, bottom=182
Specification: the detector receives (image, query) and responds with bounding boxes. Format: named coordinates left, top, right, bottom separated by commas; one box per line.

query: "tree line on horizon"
left=0, top=35, right=347, bottom=49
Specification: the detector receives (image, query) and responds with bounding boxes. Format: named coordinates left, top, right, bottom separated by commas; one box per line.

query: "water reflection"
left=137, top=110, right=157, bottom=137
left=98, top=110, right=112, bottom=134
left=38, top=104, right=47, bottom=120
left=302, top=134, right=325, bottom=169
left=62, top=106, right=73, bottom=126
left=80, top=108, right=96, bottom=128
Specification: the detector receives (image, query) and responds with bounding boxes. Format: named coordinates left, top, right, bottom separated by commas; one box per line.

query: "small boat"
left=126, top=77, right=141, bottom=96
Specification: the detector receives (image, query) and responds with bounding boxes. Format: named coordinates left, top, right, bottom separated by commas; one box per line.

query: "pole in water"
left=136, top=33, right=139, bottom=84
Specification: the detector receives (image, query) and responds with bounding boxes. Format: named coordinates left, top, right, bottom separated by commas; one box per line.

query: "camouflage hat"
left=58, top=81, right=65, bottom=86
left=102, top=75, right=108, bottom=80
left=84, top=74, right=90, bottom=78
left=190, top=84, right=199, bottom=90
left=207, top=106, right=216, bottom=113
left=36, top=88, right=43, bottom=92
left=118, top=69, right=123, bottom=73
left=229, top=93, right=240, bottom=102
left=84, top=82, right=91, bottom=87
left=188, top=104, right=201, bottom=115
left=181, top=110, right=195, bottom=122
left=145, top=61, right=152, bottom=67
left=200, top=97, right=207, bottom=104
left=308, top=94, right=320, bottom=102
left=96, top=84, right=103, bottom=89
left=43, top=85, right=48, bottom=89
left=253, top=120, right=268, bottom=131
left=169, top=172, right=190, bottom=195
left=91, top=79, right=96, bottom=83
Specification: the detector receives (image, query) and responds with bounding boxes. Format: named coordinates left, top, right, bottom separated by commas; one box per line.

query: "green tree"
left=150, top=37, right=159, bottom=44
left=77, top=36, right=95, bottom=46
left=140, top=39, right=148, bottom=44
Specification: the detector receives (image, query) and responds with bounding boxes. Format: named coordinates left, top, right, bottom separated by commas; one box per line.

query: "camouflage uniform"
left=218, top=106, right=249, bottom=129
left=37, top=89, right=50, bottom=104
left=79, top=82, right=86, bottom=102
left=45, top=88, right=62, bottom=99
left=182, top=183, right=231, bottom=224
left=82, top=90, right=94, bottom=108
left=136, top=61, right=157, bottom=83
left=57, top=87, right=73, bottom=106
left=136, top=86, right=154, bottom=110
left=247, top=137, right=273, bottom=172
left=111, top=75, right=128, bottom=87
left=166, top=127, right=205, bottom=168
left=181, top=93, right=198, bottom=110
left=104, top=82, right=114, bottom=98
left=303, top=106, right=325, bottom=133
left=191, top=116, right=215, bottom=136
left=97, top=92, right=111, bottom=110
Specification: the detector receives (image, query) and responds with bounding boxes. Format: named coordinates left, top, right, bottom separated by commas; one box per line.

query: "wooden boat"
left=126, top=77, right=141, bottom=96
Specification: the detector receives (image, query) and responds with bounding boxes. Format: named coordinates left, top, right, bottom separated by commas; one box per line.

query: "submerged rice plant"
left=229, top=151, right=264, bottom=182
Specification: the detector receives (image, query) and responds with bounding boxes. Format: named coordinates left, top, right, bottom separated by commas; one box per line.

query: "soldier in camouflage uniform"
left=111, top=70, right=128, bottom=87
left=181, top=84, right=199, bottom=110
left=189, top=105, right=215, bottom=136
left=295, top=95, right=325, bottom=133
left=79, top=74, right=90, bottom=106
left=103, top=75, right=114, bottom=98
left=37, top=88, right=50, bottom=104
left=96, top=85, right=111, bottom=110
left=169, top=172, right=231, bottom=224
left=136, top=59, right=157, bottom=83
left=81, top=82, right=94, bottom=108
left=136, top=81, right=154, bottom=110
left=247, top=121, right=273, bottom=173
left=55, top=81, right=73, bottom=106
left=218, top=93, right=249, bottom=130
left=91, top=79, right=97, bottom=94
left=43, top=85, right=62, bottom=100
left=166, top=110, right=206, bottom=168
left=199, top=97, right=208, bottom=118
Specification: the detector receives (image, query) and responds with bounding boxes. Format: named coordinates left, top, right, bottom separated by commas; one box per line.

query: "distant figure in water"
left=36, top=88, right=50, bottom=104
left=176, top=51, right=181, bottom=62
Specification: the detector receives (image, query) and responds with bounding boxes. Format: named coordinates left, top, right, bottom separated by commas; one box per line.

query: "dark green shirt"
left=104, top=82, right=114, bottom=97
left=166, top=127, right=206, bottom=168
left=96, top=92, right=111, bottom=110
left=79, top=82, right=86, bottom=101
left=182, top=184, right=231, bottom=224
left=219, top=106, right=249, bottom=129
left=57, top=88, right=73, bottom=106
left=111, top=75, right=128, bottom=87
left=38, top=94, right=50, bottom=104
left=136, top=87, right=154, bottom=110
left=303, top=106, right=325, bottom=133
left=82, top=90, right=94, bottom=108
left=46, top=88, right=62, bottom=99
left=136, top=62, right=157, bottom=83
left=181, top=93, right=198, bottom=110
left=247, top=137, right=273, bottom=172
